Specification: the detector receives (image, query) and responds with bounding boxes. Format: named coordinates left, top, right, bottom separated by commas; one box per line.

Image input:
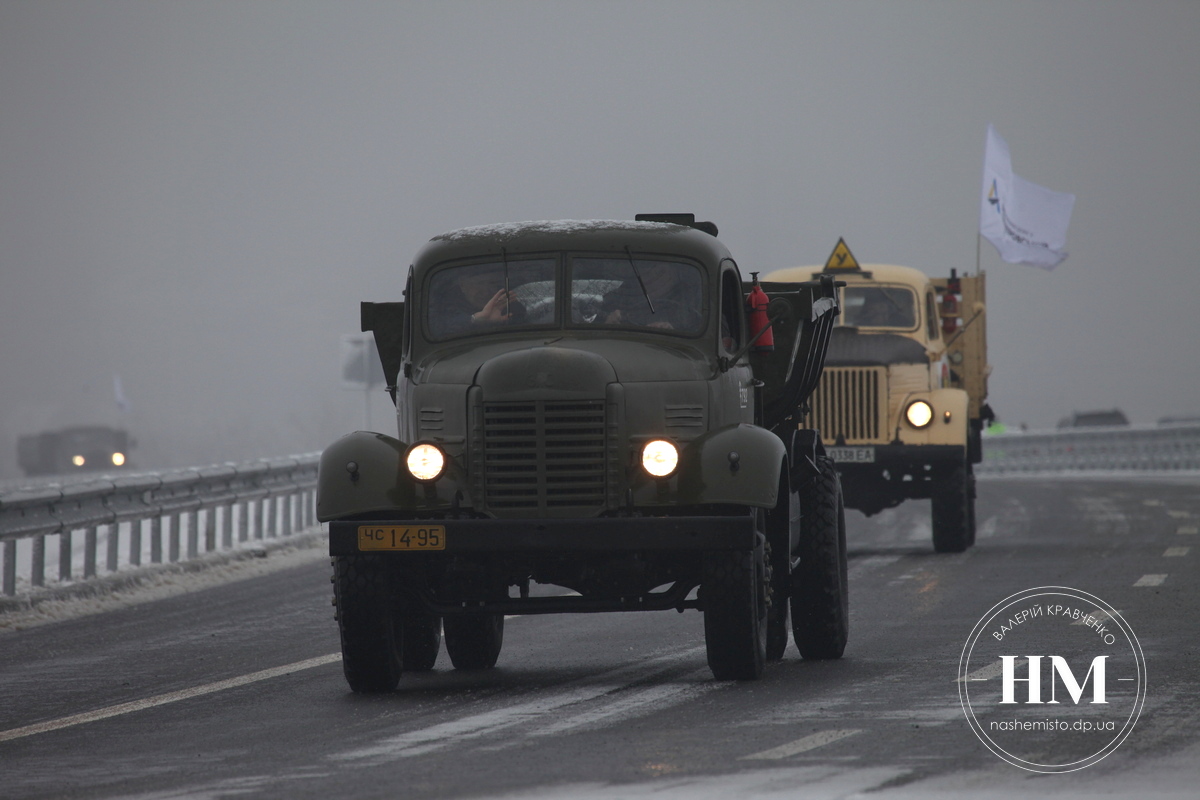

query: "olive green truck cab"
left=766, top=239, right=993, bottom=554
left=317, top=215, right=844, bottom=691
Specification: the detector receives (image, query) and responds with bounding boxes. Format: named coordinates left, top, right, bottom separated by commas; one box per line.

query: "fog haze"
left=2, top=1, right=1198, bottom=476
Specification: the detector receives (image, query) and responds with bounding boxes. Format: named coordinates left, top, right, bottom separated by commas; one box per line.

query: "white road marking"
left=740, top=729, right=862, bottom=760
left=527, top=669, right=716, bottom=737
left=1167, top=510, right=1191, bottom=519
left=1164, top=547, right=1190, bottom=557
left=1134, top=574, right=1167, bottom=587
left=955, top=660, right=1004, bottom=683
left=1177, top=525, right=1197, bottom=535
left=1143, top=499, right=1163, bottom=507
left=332, top=646, right=708, bottom=764
left=0, top=653, right=342, bottom=743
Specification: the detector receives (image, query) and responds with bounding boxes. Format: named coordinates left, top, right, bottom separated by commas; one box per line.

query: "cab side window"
left=926, top=291, right=940, bottom=340
left=720, top=270, right=744, bottom=352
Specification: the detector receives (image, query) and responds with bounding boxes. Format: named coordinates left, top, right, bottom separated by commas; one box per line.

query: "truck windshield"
left=426, top=258, right=557, bottom=340
left=569, top=258, right=705, bottom=334
left=841, top=286, right=917, bottom=329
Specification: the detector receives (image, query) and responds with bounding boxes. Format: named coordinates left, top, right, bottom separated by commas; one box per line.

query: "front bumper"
left=328, top=515, right=756, bottom=557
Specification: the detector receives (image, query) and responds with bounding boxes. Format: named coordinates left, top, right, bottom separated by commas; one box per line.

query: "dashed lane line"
left=954, top=660, right=1004, bottom=683
left=740, top=729, right=863, bottom=760
left=0, top=653, right=342, bottom=743
left=1177, top=525, right=1197, bottom=535
left=1133, top=574, right=1168, bottom=587
left=1164, top=547, right=1190, bottom=557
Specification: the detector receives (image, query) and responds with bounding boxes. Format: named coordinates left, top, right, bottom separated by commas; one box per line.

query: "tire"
left=791, top=456, right=849, bottom=660
left=333, top=555, right=402, bottom=693
left=765, top=478, right=797, bottom=661
left=443, top=613, right=504, bottom=670
left=931, top=456, right=975, bottom=553
left=703, top=533, right=768, bottom=681
left=401, top=610, right=442, bottom=672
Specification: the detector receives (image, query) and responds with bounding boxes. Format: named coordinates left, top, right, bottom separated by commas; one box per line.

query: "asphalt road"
left=1, top=476, right=1196, bottom=799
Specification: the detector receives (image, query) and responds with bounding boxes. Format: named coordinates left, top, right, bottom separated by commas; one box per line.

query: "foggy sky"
left=2, top=1, right=1198, bottom=476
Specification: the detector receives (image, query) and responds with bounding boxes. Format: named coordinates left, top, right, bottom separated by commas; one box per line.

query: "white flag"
left=980, top=124, right=1075, bottom=269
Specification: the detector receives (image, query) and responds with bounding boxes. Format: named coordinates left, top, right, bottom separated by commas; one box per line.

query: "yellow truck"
left=765, top=239, right=992, bottom=552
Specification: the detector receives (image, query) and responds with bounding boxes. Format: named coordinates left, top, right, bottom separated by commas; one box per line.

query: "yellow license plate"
left=357, top=525, right=446, bottom=551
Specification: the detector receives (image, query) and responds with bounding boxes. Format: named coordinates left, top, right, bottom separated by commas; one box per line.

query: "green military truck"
left=317, top=215, right=843, bottom=691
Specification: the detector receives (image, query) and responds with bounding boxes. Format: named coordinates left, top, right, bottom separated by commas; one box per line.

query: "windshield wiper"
left=624, top=246, right=655, bottom=314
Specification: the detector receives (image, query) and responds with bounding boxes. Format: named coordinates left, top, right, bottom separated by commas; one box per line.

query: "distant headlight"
left=72, top=455, right=86, bottom=467
left=642, top=439, right=679, bottom=478
left=111, top=452, right=126, bottom=466
left=905, top=400, right=934, bottom=428
left=406, top=443, right=445, bottom=481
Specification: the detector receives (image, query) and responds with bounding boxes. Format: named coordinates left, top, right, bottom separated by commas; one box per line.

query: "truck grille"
left=808, top=367, right=887, bottom=443
left=482, top=400, right=607, bottom=511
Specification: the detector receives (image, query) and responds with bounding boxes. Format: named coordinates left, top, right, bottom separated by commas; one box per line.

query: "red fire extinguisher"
left=746, top=272, right=774, bottom=352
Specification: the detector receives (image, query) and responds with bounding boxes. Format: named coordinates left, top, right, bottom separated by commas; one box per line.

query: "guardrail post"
left=60, top=530, right=73, bottom=582
left=221, top=504, right=233, bottom=550
left=186, top=510, right=199, bottom=559
left=130, top=519, right=142, bottom=567
left=237, top=500, right=248, bottom=543
left=32, top=534, right=45, bottom=587
left=84, top=526, right=98, bottom=579
left=3, top=540, right=15, bottom=596
left=283, top=494, right=294, bottom=537
left=106, top=523, right=119, bottom=573
left=253, top=499, right=264, bottom=540
left=168, top=514, right=180, bottom=563
left=266, top=496, right=277, bottom=539
left=204, top=509, right=216, bottom=553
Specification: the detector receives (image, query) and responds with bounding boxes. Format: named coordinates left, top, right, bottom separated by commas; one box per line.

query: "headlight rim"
left=641, top=438, right=680, bottom=478
left=905, top=399, right=934, bottom=429
left=405, top=441, right=447, bottom=482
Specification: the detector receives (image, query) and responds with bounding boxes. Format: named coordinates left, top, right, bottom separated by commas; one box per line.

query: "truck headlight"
left=72, top=455, right=86, bottom=467
left=905, top=400, right=933, bottom=429
left=406, top=443, right=445, bottom=481
left=642, top=439, right=679, bottom=478
left=111, top=452, right=126, bottom=466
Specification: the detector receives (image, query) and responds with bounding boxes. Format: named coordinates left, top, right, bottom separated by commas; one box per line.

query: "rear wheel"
left=703, top=530, right=768, bottom=681
left=792, top=456, right=849, bottom=660
left=333, top=555, right=402, bottom=692
left=401, top=610, right=442, bottom=672
left=444, top=613, right=504, bottom=670
left=931, top=456, right=975, bottom=553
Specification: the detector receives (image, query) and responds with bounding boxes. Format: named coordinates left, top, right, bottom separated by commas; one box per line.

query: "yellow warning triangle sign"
left=824, top=238, right=861, bottom=270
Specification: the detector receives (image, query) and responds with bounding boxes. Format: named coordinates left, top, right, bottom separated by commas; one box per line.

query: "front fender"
left=673, top=423, right=785, bottom=509
left=893, top=388, right=970, bottom=447
left=316, top=431, right=467, bottom=521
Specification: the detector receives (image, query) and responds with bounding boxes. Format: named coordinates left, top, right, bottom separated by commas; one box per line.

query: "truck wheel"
left=703, top=535, right=768, bottom=681
left=444, top=613, right=504, bottom=670
left=765, top=479, right=797, bottom=661
left=931, top=458, right=975, bottom=553
left=333, top=555, right=402, bottom=692
left=792, top=456, right=849, bottom=660
left=401, top=610, right=442, bottom=672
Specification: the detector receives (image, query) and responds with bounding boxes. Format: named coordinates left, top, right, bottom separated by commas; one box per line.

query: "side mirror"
left=361, top=301, right=406, bottom=403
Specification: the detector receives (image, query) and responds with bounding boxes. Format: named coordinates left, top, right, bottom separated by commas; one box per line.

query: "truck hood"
left=416, top=338, right=713, bottom=387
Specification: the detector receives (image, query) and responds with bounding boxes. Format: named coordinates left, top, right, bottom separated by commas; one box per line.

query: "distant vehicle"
left=17, top=426, right=135, bottom=477
left=765, top=238, right=993, bottom=554
left=1057, top=409, right=1129, bottom=429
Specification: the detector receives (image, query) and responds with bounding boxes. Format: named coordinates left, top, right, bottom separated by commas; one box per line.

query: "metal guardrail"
left=0, top=454, right=320, bottom=599
left=978, top=422, right=1200, bottom=474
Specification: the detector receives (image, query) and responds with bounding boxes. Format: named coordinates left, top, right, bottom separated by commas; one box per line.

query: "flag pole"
left=975, top=233, right=982, bottom=276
